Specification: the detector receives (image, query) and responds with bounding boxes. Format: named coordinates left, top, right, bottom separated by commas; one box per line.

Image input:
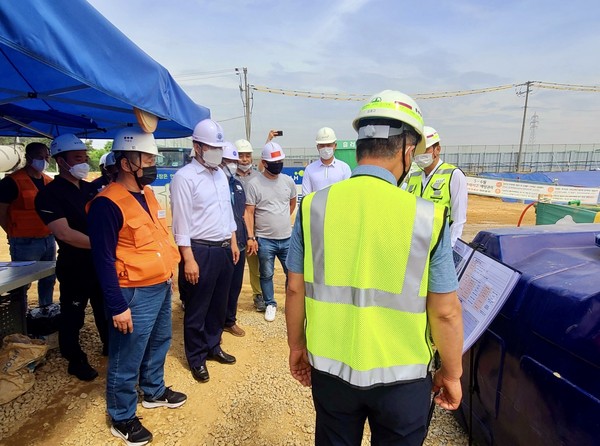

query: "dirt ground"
left=0, top=195, right=536, bottom=446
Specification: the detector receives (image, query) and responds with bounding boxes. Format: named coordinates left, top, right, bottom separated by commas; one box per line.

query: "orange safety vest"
left=93, top=182, right=180, bottom=288
left=6, top=169, right=52, bottom=238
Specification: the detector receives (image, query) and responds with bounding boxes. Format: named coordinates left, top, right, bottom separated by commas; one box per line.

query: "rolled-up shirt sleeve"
left=428, top=221, right=459, bottom=293
left=170, top=172, right=192, bottom=247
left=285, top=210, right=305, bottom=274
left=449, top=169, right=468, bottom=247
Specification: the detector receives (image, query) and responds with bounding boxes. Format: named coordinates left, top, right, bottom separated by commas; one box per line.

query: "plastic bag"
left=0, top=333, right=48, bottom=404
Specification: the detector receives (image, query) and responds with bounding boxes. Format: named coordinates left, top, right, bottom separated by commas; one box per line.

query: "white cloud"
left=87, top=0, right=600, bottom=149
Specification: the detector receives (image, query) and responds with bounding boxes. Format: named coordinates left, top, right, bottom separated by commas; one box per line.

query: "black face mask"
left=265, top=162, right=283, bottom=175
left=126, top=155, right=157, bottom=189
left=138, top=165, right=157, bottom=186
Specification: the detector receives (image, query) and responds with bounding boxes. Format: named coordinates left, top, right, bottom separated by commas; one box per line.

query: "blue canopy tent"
left=0, top=0, right=209, bottom=139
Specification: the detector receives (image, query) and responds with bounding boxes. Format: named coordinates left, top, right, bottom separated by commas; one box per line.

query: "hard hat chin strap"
left=125, top=153, right=145, bottom=190
left=397, top=133, right=409, bottom=187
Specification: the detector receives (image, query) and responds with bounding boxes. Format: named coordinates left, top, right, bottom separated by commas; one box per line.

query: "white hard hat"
left=261, top=142, right=285, bottom=161
left=111, top=128, right=159, bottom=156
left=315, top=127, right=337, bottom=145
left=222, top=141, right=239, bottom=161
left=424, top=126, right=441, bottom=149
left=234, top=139, right=253, bottom=153
left=192, top=119, right=226, bottom=148
left=50, top=134, right=87, bottom=157
left=353, top=90, right=426, bottom=155
left=105, top=151, right=116, bottom=166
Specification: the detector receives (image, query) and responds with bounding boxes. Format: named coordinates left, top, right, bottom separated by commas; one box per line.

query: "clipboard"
left=453, top=239, right=521, bottom=353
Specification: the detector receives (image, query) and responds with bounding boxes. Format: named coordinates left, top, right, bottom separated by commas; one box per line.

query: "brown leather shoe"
left=223, top=324, right=245, bottom=337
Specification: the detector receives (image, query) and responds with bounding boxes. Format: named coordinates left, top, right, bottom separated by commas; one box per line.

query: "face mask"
left=264, top=162, right=284, bottom=175
left=203, top=148, right=223, bottom=168
left=238, top=163, right=252, bottom=172
left=318, top=147, right=335, bottom=160
left=138, top=165, right=157, bottom=186
left=414, top=153, right=434, bottom=169
left=226, top=162, right=238, bottom=173
left=31, top=159, right=48, bottom=173
left=68, top=162, right=90, bottom=180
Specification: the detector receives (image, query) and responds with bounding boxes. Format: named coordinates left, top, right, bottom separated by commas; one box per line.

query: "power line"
left=218, top=115, right=245, bottom=122
left=533, top=81, right=600, bottom=92
left=173, top=69, right=237, bottom=82
left=250, top=84, right=516, bottom=100
left=251, top=81, right=600, bottom=101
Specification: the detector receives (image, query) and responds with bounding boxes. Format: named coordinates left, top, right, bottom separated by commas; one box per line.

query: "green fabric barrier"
left=535, top=202, right=600, bottom=225
left=336, top=140, right=357, bottom=170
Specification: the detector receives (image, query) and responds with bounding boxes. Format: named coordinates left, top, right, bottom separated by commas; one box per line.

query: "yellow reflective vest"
left=406, top=162, right=460, bottom=224
left=301, top=175, right=446, bottom=387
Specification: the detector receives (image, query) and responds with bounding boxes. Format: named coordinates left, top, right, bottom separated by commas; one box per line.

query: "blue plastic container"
left=456, top=224, right=600, bottom=446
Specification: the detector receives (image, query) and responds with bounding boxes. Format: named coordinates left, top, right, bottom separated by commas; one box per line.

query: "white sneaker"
left=264, top=305, right=276, bottom=322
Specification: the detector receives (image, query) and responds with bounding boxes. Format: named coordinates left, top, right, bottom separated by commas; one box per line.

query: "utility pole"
left=236, top=67, right=252, bottom=141
left=516, top=81, right=532, bottom=171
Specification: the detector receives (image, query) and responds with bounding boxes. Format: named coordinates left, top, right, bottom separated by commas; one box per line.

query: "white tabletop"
left=0, top=261, right=56, bottom=295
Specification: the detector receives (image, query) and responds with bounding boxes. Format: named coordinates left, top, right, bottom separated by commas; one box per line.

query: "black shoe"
left=208, top=349, right=236, bottom=365
left=142, top=386, right=187, bottom=409
left=111, top=416, right=152, bottom=446
left=191, top=365, right=210, bottom=382
left=68, top=358, right=98, bottom=381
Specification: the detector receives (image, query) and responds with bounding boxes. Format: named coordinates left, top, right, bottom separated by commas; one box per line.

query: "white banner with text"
left=466, top=177, right=600, bottom=204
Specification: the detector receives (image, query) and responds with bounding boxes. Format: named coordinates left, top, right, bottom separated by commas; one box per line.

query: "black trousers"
left=55, top=255, right=108, bottom=362
left=311, top=369, right=432, bottom=446
left=181, top=244, right=234, bottom=368
left=225, top=248, right=246, bottom=327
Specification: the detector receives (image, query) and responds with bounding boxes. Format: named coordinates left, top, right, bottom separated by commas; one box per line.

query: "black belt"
left=191, top=239, right=231, bottom=248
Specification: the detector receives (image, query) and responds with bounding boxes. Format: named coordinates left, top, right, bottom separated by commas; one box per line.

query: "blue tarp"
left=0, top=0, right=209, bottom=139
left=480, top=171, right=600, bottom=188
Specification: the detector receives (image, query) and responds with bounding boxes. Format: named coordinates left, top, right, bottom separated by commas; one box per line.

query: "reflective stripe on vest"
left=406, top=163, right=457, bottom=223
left=309, top=353, right=428, bottom=388
left=301, top=176, right=445, bottom=387
left=7, top=169, right=52, bottom=238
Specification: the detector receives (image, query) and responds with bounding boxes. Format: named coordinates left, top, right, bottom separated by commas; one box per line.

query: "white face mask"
left=68, top=162, right=90, bottom=180
left=31, top=159, right=48, bottom=173
left=225, top=162, right=238, bottom=173
left=414, top=153, right=434, bottom=169
left=238, top=163, right=252, bottom=172
left=202, top=148, right=223, bottom=168
left=318, top=146, right=335, bottom=160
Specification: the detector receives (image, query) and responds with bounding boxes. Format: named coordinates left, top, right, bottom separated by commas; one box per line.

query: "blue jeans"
left=9, top=235, right=56, bottom=306
left=106, top=281, right=172, bottom=423
left=257, top=237, right=290, bottom=307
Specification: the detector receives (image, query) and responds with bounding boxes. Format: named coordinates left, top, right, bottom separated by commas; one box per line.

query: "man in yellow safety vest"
left=285, top=90, right=464, bottom=446
left=405, top=126, right=467, bottom=246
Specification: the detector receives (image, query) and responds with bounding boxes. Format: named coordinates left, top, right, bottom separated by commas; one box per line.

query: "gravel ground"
left=1, top=194, right=529, bottom=445
left=0, top=302, right=469, bottom=446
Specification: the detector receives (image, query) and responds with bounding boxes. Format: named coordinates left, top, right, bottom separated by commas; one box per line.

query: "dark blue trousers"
left=311, top=369, right=432, bottom=446
left=181, top=244, right=233, bottom=368
left=225, top=248, right=246, bottom=327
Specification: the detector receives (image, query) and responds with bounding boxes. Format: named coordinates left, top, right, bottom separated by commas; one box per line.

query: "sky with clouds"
left=87, top=0, right=600, bottom=149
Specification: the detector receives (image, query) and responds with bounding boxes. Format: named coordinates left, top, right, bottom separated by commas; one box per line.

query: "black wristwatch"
left=248, top=237, right=257, bottom=241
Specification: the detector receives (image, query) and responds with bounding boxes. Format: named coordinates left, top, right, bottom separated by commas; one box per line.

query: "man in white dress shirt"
left=170, top=119, right=240, bottom=383
left=301, top=127, right=351, bottom=196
